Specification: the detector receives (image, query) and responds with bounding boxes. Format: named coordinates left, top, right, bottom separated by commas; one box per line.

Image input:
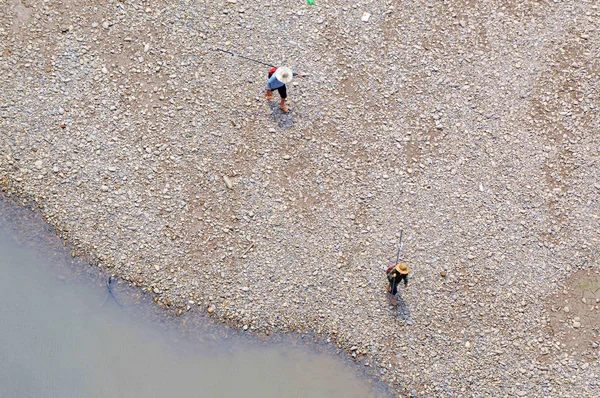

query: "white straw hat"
left=274, top=67, right=293, bottom=84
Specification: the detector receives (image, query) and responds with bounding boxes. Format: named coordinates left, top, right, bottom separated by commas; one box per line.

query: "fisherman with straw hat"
left=266, top=66, right=303, bottom=113
left=386, top=263, right=410, bottom=306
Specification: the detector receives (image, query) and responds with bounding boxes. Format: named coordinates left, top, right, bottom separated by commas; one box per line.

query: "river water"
left=0, top=195, right=389, bottom=398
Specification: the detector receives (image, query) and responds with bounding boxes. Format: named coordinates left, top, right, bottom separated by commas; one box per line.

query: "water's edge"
left=0, top=188, right=394, bottom=397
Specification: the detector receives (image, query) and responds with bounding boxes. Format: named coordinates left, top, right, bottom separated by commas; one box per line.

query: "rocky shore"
left=2, top=0, right=599, bottom=396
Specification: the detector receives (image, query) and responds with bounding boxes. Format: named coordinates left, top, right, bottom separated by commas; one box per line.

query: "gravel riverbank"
left=2, top=0, right=600, bottom=396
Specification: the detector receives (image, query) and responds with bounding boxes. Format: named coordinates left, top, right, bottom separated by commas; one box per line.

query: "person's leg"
left=389, top=279, right=398, bottom=306
left=266, top=89, right=273, bottom=100
left=278, top=85, right=288, bottom=112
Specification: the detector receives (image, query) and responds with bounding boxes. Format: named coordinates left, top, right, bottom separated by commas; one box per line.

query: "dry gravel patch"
left=2, top=0, right=600, bottom=396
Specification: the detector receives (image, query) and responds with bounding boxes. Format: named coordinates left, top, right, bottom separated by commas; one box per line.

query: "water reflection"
left=0, top=196, right=389, bottom=398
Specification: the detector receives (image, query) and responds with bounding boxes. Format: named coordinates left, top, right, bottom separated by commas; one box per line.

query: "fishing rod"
left=390, top=230, right=403, bottom=305
left=212, top=48, right=311, bottom=78
left=395, top=230, right=403, bottom=264
left=213, top=48, right=276, bottom=68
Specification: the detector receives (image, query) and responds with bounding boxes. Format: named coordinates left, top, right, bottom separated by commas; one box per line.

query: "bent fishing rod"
left=212, top=48, right=311, bottom=77
left=213, top=48, right=276, bottom=68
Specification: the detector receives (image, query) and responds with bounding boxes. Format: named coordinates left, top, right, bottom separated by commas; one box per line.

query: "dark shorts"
left=274, top=85, right=287, bottom=99
left=389, top=274, right=408, bottom=295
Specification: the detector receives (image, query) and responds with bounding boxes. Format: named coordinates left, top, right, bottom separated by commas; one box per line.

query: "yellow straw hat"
left=395, top=263, right=410, bottom=274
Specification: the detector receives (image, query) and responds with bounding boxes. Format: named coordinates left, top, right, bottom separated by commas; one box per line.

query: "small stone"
left=465, top=341, right=471, bottom=348
left=268, top=128, right=276, bottom=133
left=241, top=286, right=249, bottom=292
left=573, top=321, right=581, bottom=329
left=102, top=21, right=109, bottom=29
left=207, top=306, right=215, bottom=313
left=564, top=306, right=570, bottom=313
left=101, top=185, right=109, bottom=192
left=282, top=155, right=291, bottom=160
left=91, top=22, right=98, bottom=28
left=108, top=166, right=116, bottom=172
left=223, top=175, right=233, bottom=189
left=153, top=264, right=160, bottom=271
left=440, top=271, right=447, bottom=278
left=34, top=160, right=43, bottom=170
left=102, top=66, right=108, bottom=74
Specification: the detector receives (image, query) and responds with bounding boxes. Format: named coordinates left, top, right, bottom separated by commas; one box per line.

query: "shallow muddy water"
left=0, top=196, right=389, bottom=398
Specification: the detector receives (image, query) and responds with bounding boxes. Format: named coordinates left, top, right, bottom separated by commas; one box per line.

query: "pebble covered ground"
left=1, top=0, right=600, bottom=396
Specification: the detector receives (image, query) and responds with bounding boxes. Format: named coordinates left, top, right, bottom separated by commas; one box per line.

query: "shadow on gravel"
left=395, top=294, right=411, bottom=322
left=268, top=101, right=294, bottom=129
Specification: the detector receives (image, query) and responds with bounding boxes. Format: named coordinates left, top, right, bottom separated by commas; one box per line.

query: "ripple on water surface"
left=0, top=195, right=391, bottom=398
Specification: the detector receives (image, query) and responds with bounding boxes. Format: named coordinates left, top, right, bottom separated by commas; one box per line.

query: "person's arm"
left=388, top=272, right=397, bottom=283
left=293, top=71, right=303, bottom=78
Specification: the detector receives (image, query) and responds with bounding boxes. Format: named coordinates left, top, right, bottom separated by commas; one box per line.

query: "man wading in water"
left=265, top=66, right=303, bottom=113
left=386, top=263, right=410, bottom=306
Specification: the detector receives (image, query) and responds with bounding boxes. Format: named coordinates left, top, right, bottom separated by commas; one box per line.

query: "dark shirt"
left=388, top=271, right=408, bottom=286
